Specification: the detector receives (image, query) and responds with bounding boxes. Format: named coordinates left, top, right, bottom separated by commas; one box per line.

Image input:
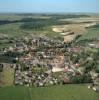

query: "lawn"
left=0, top=85, right=98, bottom=100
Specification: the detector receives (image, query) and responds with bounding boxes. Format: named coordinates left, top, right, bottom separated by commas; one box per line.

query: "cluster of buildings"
left=0, top=36, right=99, bottom=89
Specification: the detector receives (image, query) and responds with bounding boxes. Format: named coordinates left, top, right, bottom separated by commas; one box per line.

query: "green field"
left=0, top=85, right=98, bottom=100
left=77, top=28, right=99, bottom=42
left=77, top=22, right=99, bottom=41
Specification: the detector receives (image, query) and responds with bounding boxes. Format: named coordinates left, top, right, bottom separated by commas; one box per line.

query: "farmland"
left=77, top=27, right=99, bottom=42
left=0, top=14, right=99, bottom=47
left=0, top=13, right=99, bottom=100
left=0, top=85, right=98, bottom=100
left=0, top=14, right=94, bottom=38
left=0, top=65, right=14, bottom=87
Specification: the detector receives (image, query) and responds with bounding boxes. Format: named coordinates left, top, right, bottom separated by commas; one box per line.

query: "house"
left=90, top=71, right=98, bottom=79
left=77, top=67, right=85, bottom=75
left=93, top=86, right=99, bottom=92
left=94, top=78, right=99, bottom=86
left=52, top=67, right=64, bottom=73
left=88, top=43, right=99, bottom=48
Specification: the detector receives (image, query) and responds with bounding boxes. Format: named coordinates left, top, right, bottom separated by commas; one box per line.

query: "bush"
left=71, top=74, right=92, bottom=83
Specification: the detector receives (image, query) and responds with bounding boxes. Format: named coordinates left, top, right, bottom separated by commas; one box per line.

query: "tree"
left=71, top=74, right=92, bottom=83
left=0, top=64, right=3, bottom=72
left=95, top=66, right=99, bottom=73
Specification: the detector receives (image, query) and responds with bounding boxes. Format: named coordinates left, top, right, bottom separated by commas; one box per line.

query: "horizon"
left=0, top=0, right=99, bottom=13
left=0, top=12, right=99, bottom=14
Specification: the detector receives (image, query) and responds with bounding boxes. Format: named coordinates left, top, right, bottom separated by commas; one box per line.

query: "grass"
left=77, top=28, right=99, bottom=42
left=86, top=47, right=98, bottom=53
left=0, top=23, right=26, bottom=37
left=0, top=14, right=22, bottom=20
left=0, top=21, right=61, bottom=38
left=0, top=66, right=14, bottom=87
left=0, top=43, right=14, bottom=48
left=0, top=84, right=98, bottom=100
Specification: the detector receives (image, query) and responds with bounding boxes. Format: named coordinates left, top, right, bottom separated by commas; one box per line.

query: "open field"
left=0, top=14, right=61, bottom=38
left=0, top=65, right=14, bottom=87
left=0, top=14, right=94, bottom=37
left=0, top=13, right=99, bottom=46
left=52, top=15, right=99, bottom=42
left=59, top=17, right=99, bottom=23
left=77, top=29, right=99, bottom=41
left=76, top=22, right=99, bottom=42
left=0, top=85, right=98, bottom=100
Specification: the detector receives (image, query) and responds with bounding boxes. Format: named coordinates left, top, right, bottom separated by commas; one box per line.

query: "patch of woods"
left=69, top=49, right=99, bottom=84
left=20, top=18, right=70, bottom=30
left=16, top=13, right=90, bottom=18
left=0, top=51, right=23, bottom=63
left=20, top=14, right=90, bottom=30
left=71, top=74, right=92, bottom=84
left=0, top=14, right=90, bottom=31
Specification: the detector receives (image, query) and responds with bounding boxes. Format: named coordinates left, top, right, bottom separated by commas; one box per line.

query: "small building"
left=93, top=86, right=99, bottom=92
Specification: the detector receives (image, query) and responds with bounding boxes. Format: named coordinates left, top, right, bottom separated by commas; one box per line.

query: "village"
left=0, top=36, right=99, bottom=91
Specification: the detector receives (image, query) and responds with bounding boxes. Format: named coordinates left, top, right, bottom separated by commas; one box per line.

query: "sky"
left=0, top=0, right=99, bottom=13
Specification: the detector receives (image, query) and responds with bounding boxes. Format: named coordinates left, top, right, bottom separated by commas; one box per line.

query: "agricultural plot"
left=77, top=28, right=99, bottom=41
left=0, top=65, right=14, bottom=87
left=0, top=85, right=98, bottom=100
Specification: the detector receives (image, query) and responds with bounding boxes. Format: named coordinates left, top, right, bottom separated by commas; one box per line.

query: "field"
left=52, top=18, right=99, bottom=42
left=77, top=28, right=99, bottom=42
left=0, top=14, right=99, bottom=46
left=0, top=14, right=99, bottom=47
left=0, top=84, right=98, bottom=100
left=0, top=65, right=14, bottom=87
left=0, top=14, right=64, bottom=39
